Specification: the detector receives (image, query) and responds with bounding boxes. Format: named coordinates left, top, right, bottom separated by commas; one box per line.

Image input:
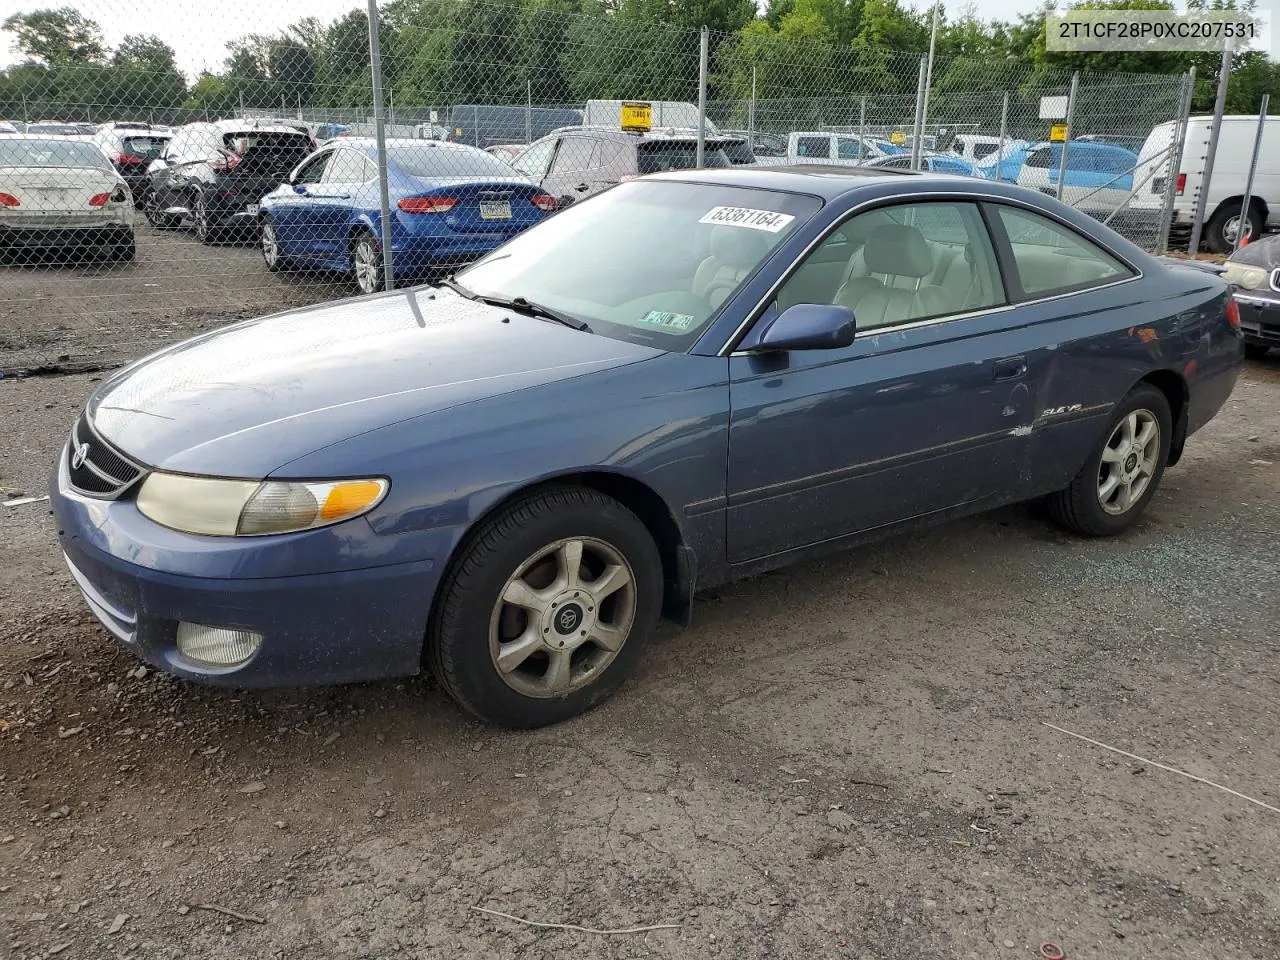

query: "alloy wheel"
left=261, top=221, right=280, bottom=268
left=1097, top=409, right=1160, bottom=515
left=488, top=536, right=638, bottom=699
left=353, top=237, right=381, bottom=293
left=193, top=195, right=209, bottom=241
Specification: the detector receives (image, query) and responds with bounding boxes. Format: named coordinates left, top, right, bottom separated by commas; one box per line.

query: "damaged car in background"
left=1224, top=234, right=1280, bottom=360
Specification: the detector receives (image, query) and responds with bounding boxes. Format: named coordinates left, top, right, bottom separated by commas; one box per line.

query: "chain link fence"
left=0, top=1, right=1191, bottom=374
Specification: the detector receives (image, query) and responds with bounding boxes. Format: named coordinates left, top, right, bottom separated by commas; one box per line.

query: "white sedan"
left=0, top=136, right=135, bottom=263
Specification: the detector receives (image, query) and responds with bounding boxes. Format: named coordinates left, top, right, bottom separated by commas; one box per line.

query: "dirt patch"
left=3, top=345, right=1280, bottom=958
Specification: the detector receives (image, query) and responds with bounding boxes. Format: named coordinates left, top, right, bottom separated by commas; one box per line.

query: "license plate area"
left=245, top=203, right=260, bottom=216
left=479, top=200, right=512, bottom=220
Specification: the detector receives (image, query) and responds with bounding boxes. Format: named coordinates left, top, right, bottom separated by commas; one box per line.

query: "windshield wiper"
left=436, top=277, right=590, bottom=332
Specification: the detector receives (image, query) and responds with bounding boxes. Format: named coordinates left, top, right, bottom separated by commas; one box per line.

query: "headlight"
left=1223, top=261, right=1269, bottom=290
left=136, top=472, right=388, bottom=536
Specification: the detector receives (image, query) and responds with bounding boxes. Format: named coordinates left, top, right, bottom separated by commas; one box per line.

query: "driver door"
left=269, top=150, right=333, bottom=260
left=726, top=199, right=1042, bottom=563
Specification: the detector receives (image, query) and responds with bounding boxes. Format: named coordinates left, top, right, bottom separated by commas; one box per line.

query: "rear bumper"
left=1233, top=292, right=1280, bottom=346
left=0, top=223, right=132, bottom=250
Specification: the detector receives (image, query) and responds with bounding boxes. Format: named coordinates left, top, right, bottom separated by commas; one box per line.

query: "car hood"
left=1226, top=233, right=1280, bottom=270
left=90, top=288, right=660, bottom=476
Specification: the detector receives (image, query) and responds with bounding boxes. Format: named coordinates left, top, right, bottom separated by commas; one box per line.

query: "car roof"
left=643, top=164, right=1036, bottom=201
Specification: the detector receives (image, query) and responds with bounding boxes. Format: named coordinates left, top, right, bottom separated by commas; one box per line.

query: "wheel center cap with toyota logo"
left=553, top=603, right=584, bottom=636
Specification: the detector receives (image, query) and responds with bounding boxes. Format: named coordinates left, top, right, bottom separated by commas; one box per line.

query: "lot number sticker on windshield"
left=699, top=206, right=795, bottom=233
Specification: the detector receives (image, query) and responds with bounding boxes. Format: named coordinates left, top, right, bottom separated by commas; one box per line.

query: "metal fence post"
left=367, top=0, right=395, bottom=291
left=1055, top=72, right=1078, bottom=201
left=526, top=80, right=532, bottom=144
left=910, top=54, right=927, bottom=170
left=995, top=91, right=1009, bottom=182
left=920, top=1, right=939, bottom=147
left=1157, top=67, right=1195, bottom=255
left=1189, top=37, right=1234, bottom=255
left=696, top=26, right=708, bottom=168
left=1234, top=92, right=1269, bottom=252
left=748, top=65, right=756, bottom=151
left=858, top=95, right=867, bottom=160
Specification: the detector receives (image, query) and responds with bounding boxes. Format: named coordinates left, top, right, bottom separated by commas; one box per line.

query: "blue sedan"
left=862, top=153, right=983, bottom=176
left=52, top=165, right=1242, bottom=727
left=258, top=138, right=556, bottom=293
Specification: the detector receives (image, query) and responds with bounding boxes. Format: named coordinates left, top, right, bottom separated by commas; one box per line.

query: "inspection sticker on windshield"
left=639, top=310, right=694, bottom=331
left=699, top=206, right=795, bottom=233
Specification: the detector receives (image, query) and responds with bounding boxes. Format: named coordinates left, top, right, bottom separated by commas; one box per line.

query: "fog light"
left=176, top=622, right=262, bottom=667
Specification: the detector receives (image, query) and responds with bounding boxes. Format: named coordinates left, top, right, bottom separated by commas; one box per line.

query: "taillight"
left=1175, top=172, right=1186, bottom=195
left=88, top=193, right=110, bottom=207
left=211, top=151, right=242, bottom=173
left=1226, top=298, right=1240, bottom=328
left=219, top=189, right=239, bottom=198
left=0, top=193, right=20, bottom=207
left=398, top=196, right=456, bottom=214
left=530, top=194, right=558, bottom=212
left=112, top=152, right=143, bottom=166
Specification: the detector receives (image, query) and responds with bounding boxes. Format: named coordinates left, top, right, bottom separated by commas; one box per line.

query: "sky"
left=0, top=0, right=1046, bottom=78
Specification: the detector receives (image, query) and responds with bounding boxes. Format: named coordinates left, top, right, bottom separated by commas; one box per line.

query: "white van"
left=1130, top=115, right=1280, bottom=252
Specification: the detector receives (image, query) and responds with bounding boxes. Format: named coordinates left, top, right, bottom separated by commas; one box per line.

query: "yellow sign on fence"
left=621, top=101, right=652, bottom=132
left=889, top=130, right=906, bottom=146
left=1049, top=123, right=1069, bottom=142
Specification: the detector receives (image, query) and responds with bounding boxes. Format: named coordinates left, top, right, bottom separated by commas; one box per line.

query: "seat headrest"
left=863, top=224, right=934, bottom=278
left=708, top=225, right=769, bottom=259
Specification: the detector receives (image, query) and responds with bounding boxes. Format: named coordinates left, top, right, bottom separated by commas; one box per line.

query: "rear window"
left=637, top=142, right=730, bottom=175
left=387, top=143, right=517, bottom=178
left=223, top=131, right=312, bottom=172
left=27, top=123, right=84, bottom=136
left=795, top=135, right=829, bottom=158
left=121, top=135, right=168, bottom=158
left=0, top=138, right=112, bottom=170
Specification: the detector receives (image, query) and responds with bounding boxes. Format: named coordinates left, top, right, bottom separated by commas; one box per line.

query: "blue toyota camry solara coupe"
left=52, top=166, right=1242, bottom=727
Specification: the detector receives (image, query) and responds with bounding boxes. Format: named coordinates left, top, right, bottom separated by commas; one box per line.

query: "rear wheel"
left=351, top=230, right=383, bottom=294
left=427, top=486, right=663, bottom=728
left=193, top=193, right=220, bottom=245
left=1047, top=384, right=1172, bottom=537
left=1205, top=202, right=1263, bottom=254
left=144, top=191, right=179, bottom=230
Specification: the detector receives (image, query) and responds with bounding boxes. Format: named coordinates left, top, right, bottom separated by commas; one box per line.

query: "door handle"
left=573, top=183, right=590, bottom=192
left=993, top=356, right=1027, bottom=381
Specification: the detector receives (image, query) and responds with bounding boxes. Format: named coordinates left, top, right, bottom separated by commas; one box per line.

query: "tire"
left=1205, top=202, right=1264, bottom=254
left=260, top=217, right=290, bottom=272
left=427, top=486, right=663, bottom=728
left=1046, top=384, right=1173, bottom=537
left=350, top=230, right=384, bottom=294
left=144, top=192, right=179, bottom=230
left=111, top=236, right=136, bottom=263
left=1244, top=342, right=1271, bottom=361
left=193, top=193, right=220, bottom=245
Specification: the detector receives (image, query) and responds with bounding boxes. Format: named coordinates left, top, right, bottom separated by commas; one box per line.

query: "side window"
left=774, top=201, right=1005, bottom=330
left=836, top=138, right=863, bottom=160
left=294, top=152, right=332, bottom=184
left=992, top=205, right=1134, bottom=299
left=512, top=138, right=555, bottom=178
left=1025, top=145, right=1055, bottom=169
left=972, top=142, right=999, bottom=160
left=597, top=140, right=630, bottom=178
left=796, top=135, right=829, bottom=158
left=323, top=149, right=371, bottom=183
left=550, top=136, right=598, bottom=174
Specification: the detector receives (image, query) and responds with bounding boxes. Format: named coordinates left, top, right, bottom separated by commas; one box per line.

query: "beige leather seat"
left=834, top=224, right=947, bottom=328
left=694, top=228, right=772, bottom=308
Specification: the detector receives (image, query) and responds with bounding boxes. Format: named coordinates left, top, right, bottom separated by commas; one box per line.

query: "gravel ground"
left=1, top=283, right=1279, bottom=959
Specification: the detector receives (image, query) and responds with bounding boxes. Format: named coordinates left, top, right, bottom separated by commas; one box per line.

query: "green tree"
left=3, top=7, right=105, bottom=65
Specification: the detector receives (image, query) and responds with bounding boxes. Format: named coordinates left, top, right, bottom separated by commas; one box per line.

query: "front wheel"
left=427, top=486, right=663, bottom=728
left=260, top=218, right=290, bottom=272
left=1046, top=384, right=1173, bottom=537
left=351, top=231, right=384, bottom=294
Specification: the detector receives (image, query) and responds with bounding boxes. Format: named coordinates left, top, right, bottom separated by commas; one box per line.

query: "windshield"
left=637, top=142, right=730, bottom=174
left=721, top=141, right=756, bottom=165
left=457, top=180, right=820, bottom=350
left=387, top=143, right=517, bottom=178
left=121, top=135, right=168, bottom=158
left=0, top=138, right=113, bottom=170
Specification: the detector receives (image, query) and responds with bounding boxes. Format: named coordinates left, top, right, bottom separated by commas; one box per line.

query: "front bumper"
left=1233, top=291, right=1280, bottom=347
left=50, top=453, right=437, bottom=688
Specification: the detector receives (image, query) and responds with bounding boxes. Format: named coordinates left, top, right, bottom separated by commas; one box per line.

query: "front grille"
left=67, top=411, right=145, bottom=499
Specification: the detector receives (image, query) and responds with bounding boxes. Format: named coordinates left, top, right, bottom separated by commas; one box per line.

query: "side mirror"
left=753, top=303, right=856, bottom=352
left=292, top=181, right=306, bottom=193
